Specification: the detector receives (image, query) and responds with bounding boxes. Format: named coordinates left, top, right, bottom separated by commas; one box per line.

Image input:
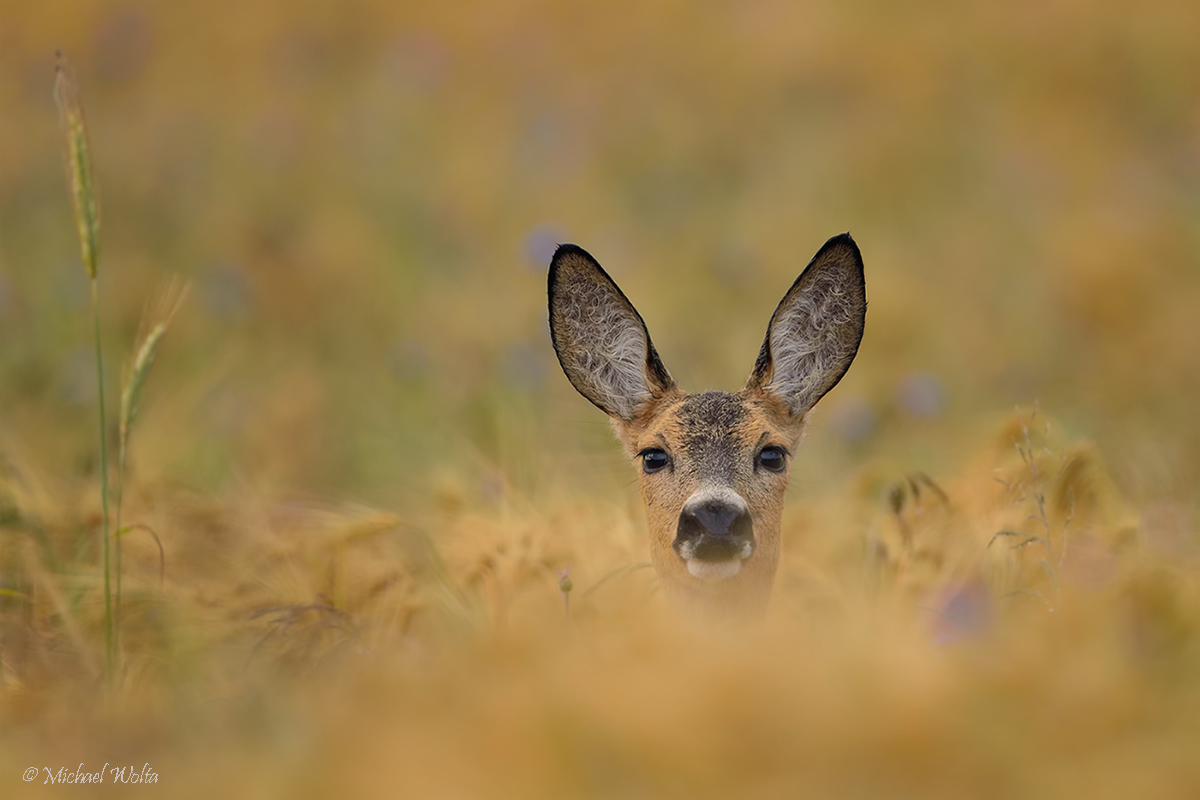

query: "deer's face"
left=613, top=390, right=802, bottom=615
left=549, top=235, right=866, bottom=618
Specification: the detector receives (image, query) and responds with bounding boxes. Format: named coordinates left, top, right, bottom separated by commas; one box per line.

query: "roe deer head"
left=548, top=234, right=866, bottom=617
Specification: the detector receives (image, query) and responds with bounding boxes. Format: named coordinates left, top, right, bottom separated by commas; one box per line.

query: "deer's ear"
left=549, top=245, right=675, bottom=421
left=745, top=233, right=866, bottom=417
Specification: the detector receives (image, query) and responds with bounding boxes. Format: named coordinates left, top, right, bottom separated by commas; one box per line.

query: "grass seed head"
left=53, top=51, right=100, bottom=281
left=120, top=281, right=189, bottom=449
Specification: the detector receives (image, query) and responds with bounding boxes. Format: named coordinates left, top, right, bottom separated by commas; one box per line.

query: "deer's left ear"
left=549, top=244, right=676, bottom=422
left=745, top=233, right=867, bottom=417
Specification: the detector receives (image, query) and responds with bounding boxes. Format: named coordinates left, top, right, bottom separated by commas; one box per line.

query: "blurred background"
left=1, top=1, right=1198, bottom=797
left=2, top=0, right=1196, bottom=510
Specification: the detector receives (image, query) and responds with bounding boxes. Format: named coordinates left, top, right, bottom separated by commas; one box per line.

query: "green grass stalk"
left=91, top=279, right=113, bottom=679
left=55, top=51, right=114, bottom=681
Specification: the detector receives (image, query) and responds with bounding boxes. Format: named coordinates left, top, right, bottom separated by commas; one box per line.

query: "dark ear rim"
left=547, top=244, right=676, bottom=417
left=746, top=232, right=867, bottom=406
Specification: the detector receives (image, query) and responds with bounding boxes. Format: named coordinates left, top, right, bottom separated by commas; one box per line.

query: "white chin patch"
left=686, top=558, right=743, bottom=581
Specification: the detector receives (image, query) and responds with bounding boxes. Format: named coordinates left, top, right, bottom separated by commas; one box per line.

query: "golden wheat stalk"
left=120, top=281, right=188, bottom=453
left=54, top=50, right=115, bottom=681
left=114, top=279, right=188, bottom=644
left=53, top=52, right=100, bottom=281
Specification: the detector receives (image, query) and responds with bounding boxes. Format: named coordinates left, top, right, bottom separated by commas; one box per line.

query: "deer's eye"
left=639, top=448, right=671, bottom=474
left=757, top=446, right=788, bottom=473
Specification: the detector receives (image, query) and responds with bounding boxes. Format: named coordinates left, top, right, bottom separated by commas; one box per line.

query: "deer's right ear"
left=548, top=245, right=676, bottom=422
left=745, top=233, right=867, bottom=417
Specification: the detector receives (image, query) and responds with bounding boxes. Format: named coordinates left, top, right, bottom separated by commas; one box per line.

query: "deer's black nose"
left=686, top=500, right=746, bottom=538
left=675, top=495, right=754, bottom=561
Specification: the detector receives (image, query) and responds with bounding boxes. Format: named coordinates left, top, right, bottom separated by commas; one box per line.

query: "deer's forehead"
left=646, top=392, right=765, bottom=470
left=675, top=391, right=750, bottom=442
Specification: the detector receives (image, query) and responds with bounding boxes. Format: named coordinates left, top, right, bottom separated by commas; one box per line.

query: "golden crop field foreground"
left=0, top=1, right=1197, bottom=797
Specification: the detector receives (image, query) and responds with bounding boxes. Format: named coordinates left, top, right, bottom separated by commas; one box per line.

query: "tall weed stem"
left=56, top=51, right=114, bottom=682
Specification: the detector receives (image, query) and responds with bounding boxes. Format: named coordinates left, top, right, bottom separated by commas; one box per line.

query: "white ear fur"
left=747, top=234, right=866, bottom=416
left=549, top=245, right=674, bottom=421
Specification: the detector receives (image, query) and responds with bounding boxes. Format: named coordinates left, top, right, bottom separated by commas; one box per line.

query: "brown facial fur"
left=614, top=389, right=805, bottom=618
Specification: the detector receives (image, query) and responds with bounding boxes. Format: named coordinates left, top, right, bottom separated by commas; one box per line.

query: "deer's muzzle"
left=673, top=488, right=754, bottom=580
